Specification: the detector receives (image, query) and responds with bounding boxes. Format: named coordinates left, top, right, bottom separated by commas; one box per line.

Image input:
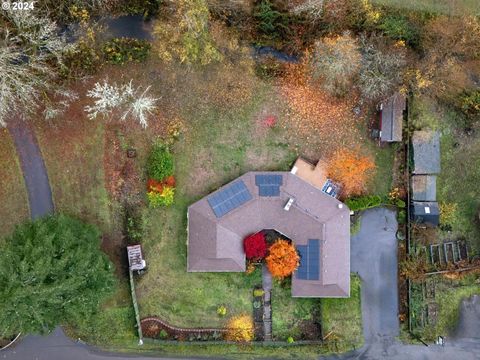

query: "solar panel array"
left=207, top=180, right=253, bottom=218
left=255, top=174, right=283, bottom=197
left=321, top=179, right=340, bottom=198
left=296, top=239, right=320, bottom=280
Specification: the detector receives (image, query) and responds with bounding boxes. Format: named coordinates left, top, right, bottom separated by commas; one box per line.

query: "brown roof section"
left=187, top=172, right=350, bottom=298
left=291, top=157, right=328, bottom=190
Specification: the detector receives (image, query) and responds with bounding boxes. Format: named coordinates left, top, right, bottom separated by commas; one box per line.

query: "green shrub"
left=395, top=199, right=406, bottom=208
left=147, top=144, right=174, bottom=181
left=253, top=288, right=265, bottom=297
left=147, top=187, right=175, bottom=208
left=378, top=15, right=419, bottom=46
left=345, top=195, right=383, bottom=211
left=397, top=209, right=407, bottom=225
left=253, top=0, right=289, bottom=40
left=61, top=40, right=101, bottom=78
left=287, top=336, right=294, bottom=343
left=458, top=90, right=480, bottom=124
left=103, top=38, right=151, bottom=65
left=217, top=305, right=227, bottom=316
left=159, top=329, right=168, bottom=339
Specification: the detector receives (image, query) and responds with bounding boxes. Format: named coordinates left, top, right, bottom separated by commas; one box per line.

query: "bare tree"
left=292, top=0, right=325, bottom=23
left=310, top=31, right=361, bottom=97
left=0, top=10, right=72, bottom=126
left=358, top=34, right=407, bottom=101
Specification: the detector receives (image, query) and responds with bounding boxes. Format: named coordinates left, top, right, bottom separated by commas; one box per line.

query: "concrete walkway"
left=8, top=120, right=54, bottom=219
left=262, top=264, right=273, bottom=341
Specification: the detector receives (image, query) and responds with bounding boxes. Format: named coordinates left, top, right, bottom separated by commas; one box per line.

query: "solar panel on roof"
left=295, top=239, right=320, bottom=280
left=207, top=180, right=253, bottom=218
left=255, top=174, right=283, bottom=186
left=256, top=174, right=282, bottom=197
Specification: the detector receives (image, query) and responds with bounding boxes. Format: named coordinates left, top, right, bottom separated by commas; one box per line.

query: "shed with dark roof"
left=412, top=131, right=441, bottom=175
left=187, top=172, right=350, bottom=298
left=411, top=201, right=440, bottom=227
left=380, top=92, right=406, bottom=142
left=411, top=175, right=437, bottom=202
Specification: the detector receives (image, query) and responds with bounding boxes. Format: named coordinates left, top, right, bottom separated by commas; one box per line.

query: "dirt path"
left=8, top=120, right=54, bottom=219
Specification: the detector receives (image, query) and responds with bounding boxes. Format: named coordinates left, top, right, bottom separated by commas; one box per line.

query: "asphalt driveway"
left=350, top=207, right=399, bottom=342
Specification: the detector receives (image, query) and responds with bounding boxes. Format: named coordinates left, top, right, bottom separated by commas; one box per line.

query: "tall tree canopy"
left=0, top=9, right=71, bottom=126
left=0, top=215, right=116, bottom=337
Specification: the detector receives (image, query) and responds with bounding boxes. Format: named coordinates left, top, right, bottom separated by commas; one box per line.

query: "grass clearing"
left=371, top=0, right=480, bottom=15
left=271, top=281, right=321, bottom=341
left=0, top=129, right=29, bottom=240
left=33, top=114, right=112, bottom=234
left=321, top=275, right=363, bottom=352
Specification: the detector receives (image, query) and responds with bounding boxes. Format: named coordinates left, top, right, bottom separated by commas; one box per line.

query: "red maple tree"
left=244, top=232, right=268, bottom=260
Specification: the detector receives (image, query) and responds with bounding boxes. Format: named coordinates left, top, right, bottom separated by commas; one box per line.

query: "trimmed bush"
left=147, top=144, right=174, bottom=181
left=345, top=195, right=382, bottom=211
left=147, top=186, right=175, bottom=208
left=244, top=232, right=268, bottom=260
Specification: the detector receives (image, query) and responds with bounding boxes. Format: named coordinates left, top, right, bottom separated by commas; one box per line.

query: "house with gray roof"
left=380, top=92, right=406, bottom=142
left=411, top=175, right=437, bottom=202
left=187, top=171, right=350, bottom=298
left=412, top=131, right=441, bottom=175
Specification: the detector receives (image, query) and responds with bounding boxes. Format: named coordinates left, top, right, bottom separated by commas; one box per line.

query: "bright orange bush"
left=327, top=149, right=375, bottom=197
left=224, top=314, right=254, bottom=342
left=265, top=239, right=300, bottom=279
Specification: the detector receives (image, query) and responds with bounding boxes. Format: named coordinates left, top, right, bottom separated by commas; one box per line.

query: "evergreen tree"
left=0, top=215, right=116, bottom=336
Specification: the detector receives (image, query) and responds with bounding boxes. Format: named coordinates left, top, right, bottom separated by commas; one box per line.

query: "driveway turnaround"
left=8, top=121, right=54, bottom=219
left=350, top=207, right=399, bottom=342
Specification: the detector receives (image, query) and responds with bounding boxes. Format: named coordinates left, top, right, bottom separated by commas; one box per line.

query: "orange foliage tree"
left=224, top=314, right=254, bottom=342
left=327, top=149, right=376, bottom=197
left=265, top=239, right=300, bottom=279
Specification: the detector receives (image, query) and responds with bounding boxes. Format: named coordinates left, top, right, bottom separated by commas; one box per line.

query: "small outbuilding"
left=411, top=201, right=440, bottom=227
left=411, top=175, right=437, bottom=202
left=412, top=131, right=441, bottom=175
left=127, top=244, right=146, bottom=271
left=379, top=92, right=406, bottom=142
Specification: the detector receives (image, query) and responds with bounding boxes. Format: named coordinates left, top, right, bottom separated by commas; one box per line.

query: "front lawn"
left=321, top=275, right=363, bottom=352
left=271, top=281, right=321, bottom=341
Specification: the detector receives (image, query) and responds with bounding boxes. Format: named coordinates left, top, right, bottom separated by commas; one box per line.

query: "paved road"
left=8, top=120, right=54, bottom=219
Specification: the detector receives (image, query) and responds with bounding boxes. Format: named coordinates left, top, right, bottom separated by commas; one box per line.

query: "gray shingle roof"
left=380, top=92, right=406, bottom=142
left=187, top=172, right=350, bottom=298
left=412, top=131, right=441, bottom=174
left=411, top=175, right=437, bottom=202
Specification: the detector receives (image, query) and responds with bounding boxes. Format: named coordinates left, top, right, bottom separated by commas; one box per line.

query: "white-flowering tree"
left=85, top=80, right=158, bottom=128
left=0, top=10, right=72, bottom=126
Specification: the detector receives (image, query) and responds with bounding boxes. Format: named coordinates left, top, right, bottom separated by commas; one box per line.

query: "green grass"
left=271, top=281, right=321, bottom=341
left=0, top=130, right=29, bottom=240
left=34, top=120, right=113, bottom=233
left=367, top=144, right=396, bottom=197
left=371, top=0, right=480, bottom=15
left=137, top=85, right=296, bottom=329
left=419, top=275, right=480, bottom=340
left=321, top=275, right=363, bottom=352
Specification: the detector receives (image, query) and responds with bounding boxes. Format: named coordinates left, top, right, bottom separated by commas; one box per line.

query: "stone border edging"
left=141, top=317, right=227, bottom=334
